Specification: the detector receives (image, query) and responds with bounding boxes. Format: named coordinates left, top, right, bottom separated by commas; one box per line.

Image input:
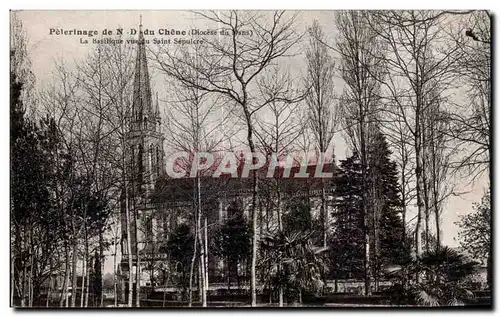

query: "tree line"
left=10, top=10, right=490, bottom=307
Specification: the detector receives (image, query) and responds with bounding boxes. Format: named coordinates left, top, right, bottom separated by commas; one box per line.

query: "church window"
left=156, top=146, right=161, bottom=177
left=138, top=144, right=144, bottom=182
left=149, top=144, right=154, bottom=177
left=145, top=216, right=153, bottom=237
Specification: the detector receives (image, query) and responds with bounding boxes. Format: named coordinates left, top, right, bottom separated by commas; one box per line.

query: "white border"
left=2, top=1, right=498, bottom=317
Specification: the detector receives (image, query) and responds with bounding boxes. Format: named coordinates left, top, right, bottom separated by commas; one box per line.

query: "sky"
left=12, top=10, right=489, bottom=273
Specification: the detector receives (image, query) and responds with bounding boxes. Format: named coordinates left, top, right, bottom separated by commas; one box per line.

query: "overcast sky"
left=13, top=10, right=489, bottom=273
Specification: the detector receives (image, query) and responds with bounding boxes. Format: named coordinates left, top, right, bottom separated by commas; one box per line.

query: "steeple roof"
left=132, top=20, right=153, bottom=120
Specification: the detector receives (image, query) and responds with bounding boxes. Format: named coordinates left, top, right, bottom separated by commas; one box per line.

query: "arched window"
left=144, top=117, right=148, bottom=130
left=149, top=144, right=154, bottom=178
left=138, top=144, right=144, bottom=182
left=145, top=216, right=153, bottom=237
left=156, top=146, right=161, bottom=177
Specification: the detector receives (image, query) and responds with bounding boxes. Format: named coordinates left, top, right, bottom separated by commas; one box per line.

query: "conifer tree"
left=330, top=131, right=410, bottom=284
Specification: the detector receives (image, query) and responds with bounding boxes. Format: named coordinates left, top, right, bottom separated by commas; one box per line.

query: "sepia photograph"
left=9, top=9, right=492, bottom=308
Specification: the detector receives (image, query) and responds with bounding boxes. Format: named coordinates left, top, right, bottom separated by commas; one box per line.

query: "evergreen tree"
left=367, top=131, right=412, bottom=278
left=213, top=202, right=252, bottom=289
left=283, top=199, right=313, bottom=233
left=329, top=152, right=365, bottom=280
left=11, top=71, right=64, bottom=305
left=91, top=251, right=102, bottom=305
left=166, top=224, right=195, bottom=296
left=329, top=130, right=410, bottom=282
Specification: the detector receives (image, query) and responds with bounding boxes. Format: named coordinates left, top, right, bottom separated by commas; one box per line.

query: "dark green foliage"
left=329, top=130, right=410, bottom=281
left=260, top=201, right=328, bottom=303
left=385, top=246, right=479, bottom=306
left=283, top=199, right=313, bottom=233
left=11, top=72, right=51, bottom=228
left=11, top=71, right=67, bottom=303
left=165, top=224, right=195, bottom=292
left=456, top=189, right=491, bottom=288
left=212, top=201, right=252, bottom=290
left=368, top=131, right=411, bottom=269
left=90, top=251, right=103, bottom=304
left=213, top=201, right=252, bottom=272
left=329, top=152, right=365, bottom=279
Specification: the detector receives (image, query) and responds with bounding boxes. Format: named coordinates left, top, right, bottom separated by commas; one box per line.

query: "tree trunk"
left=80, top=254, right=86, bottom=307
left=487, top=251, right=492, bottom=290
left=99, top=230, right=104, bottom=307
left=84, top=242, right=90, bottom=307
left=133, top=203, right=141, bottom=308
left=247, top=133, right=259, bottom=307
left=204, top=217, right=209, bottom=301
left=227, top=257, right=231, bottom=291
left=71, top=238, right=78, bottom=307
left=46, top=259, right=52, bottom=307
left=21, top=261, right=26, bottom=307
left=198, top=214, right=207, bottom=307
left=360, top=105, right=371, bottom=297
left=29, top=250, right=33, bottom=307
left=11, top=254, right=15, bottom=306
left=28, top=230, right=34, bottom=307
left=277, top=183, right=284, bottom=307
left=124, top=189, right=134, bottom=307
left=60, top=242, right=70, bottom=307
left=434, top=206, right=441, bottom=250
left=46, top=277, right=52, bottom=307
left=113, top=227, right=118, bottom=307
left=188, top=210, right=198, bottom=307
left=422, top=157, right=430, bottom=253
left=321, top=180, right=328, bottom=248
left=415, top=129, right=424, bottom=261
left=198, top=261, right=204, bottom=303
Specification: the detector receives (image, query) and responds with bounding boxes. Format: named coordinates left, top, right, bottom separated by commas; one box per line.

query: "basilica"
left=117, top=23, right=335, bottom=302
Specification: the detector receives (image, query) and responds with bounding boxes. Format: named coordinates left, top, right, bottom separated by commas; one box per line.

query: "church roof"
left=150, top=163, right=337, bottom=204
left=132, top=22, right=154, bottom=120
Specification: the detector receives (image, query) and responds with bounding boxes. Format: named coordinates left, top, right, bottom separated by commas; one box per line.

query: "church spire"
left=155, top=92, right=160, bottom=118
left=132, top=16, right=153, bottom=130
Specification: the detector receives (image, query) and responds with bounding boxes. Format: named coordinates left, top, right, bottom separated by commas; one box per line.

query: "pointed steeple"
left=132, top=16, right=153, bottom=129
left=155, top=92, right=160, bottom=119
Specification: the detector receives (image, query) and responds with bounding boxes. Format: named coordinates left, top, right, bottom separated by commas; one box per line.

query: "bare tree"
left=98, top=39, right=136, bottom=307
left=163, top=64, right=231, bottom=306
left=39, top=60, right=82, bottom=307
left=305, top=20, right=339, bottom=250
left=10, top=12, right=37, bottom=118
left=334, top=11, right=385, bottom=295
left=447, top=11, right=491, bottom=181
left=369, top=11, right=460, bottom=261
left=384, top=113, right=416, bottom=239
left=254, top=69, right=303, bottom=306
left=152, top=10, right=303, bottom=306
left=421, top=86, right=455, bottom=249
left=70, top=37, right=136, bottom=307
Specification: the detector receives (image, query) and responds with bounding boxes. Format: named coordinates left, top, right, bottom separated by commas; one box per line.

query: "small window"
left=145, top=216, right=153, bottom=236
left=156, top=146, right=161, bottom=177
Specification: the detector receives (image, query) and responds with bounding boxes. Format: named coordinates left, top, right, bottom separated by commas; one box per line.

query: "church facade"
left=118, top=24, right=336, bottom=301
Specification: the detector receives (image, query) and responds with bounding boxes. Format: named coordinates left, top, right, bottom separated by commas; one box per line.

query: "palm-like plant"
left=260, top=230, right=329, bottom=304
left=384, top=246, right=479, bottom=306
